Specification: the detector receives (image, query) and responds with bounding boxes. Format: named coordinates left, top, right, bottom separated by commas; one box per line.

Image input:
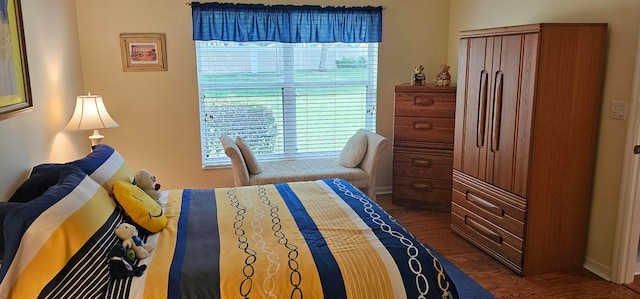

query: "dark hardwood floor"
left=627, top=275, right=640, bottom=293
left=376, top=194, right=640, bottom=298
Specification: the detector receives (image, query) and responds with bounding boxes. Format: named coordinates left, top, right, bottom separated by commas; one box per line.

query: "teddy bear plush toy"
left=411, top=65, right=427, bottom=86
left=435, top=64, right=452, bottom=86
left=134, top=169, right=162, bottom=204
left=114, top=223, right=155, bottom=259
left=108, top=243, right=147, bottom=279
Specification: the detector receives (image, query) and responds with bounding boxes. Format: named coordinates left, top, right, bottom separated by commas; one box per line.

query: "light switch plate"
left=610, top=100, right=627, bottom=120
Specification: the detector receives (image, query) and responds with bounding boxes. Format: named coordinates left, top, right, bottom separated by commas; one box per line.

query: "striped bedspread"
left=126, top=178, right=458, bottom=298
left=0, top=178, right=458, bottom=299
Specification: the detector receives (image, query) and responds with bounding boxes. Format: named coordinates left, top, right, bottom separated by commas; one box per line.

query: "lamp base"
left=89, top=129, right=105, bottom=148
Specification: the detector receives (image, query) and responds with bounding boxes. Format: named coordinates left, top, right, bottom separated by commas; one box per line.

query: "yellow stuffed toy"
left=112, top=181, right=167, bottom=233
left=114, top=223, right=155, bottom=259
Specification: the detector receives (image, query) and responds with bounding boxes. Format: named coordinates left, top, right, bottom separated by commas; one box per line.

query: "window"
left=191, top=3, right=383, bottom=167
left=196, top=41, right=378, bottom=166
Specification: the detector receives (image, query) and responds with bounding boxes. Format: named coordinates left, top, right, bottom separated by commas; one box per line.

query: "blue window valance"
left=191, top=2, right=383, bottom=43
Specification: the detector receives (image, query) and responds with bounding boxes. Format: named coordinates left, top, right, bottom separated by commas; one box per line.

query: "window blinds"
left=191, top=3, right=382, bottom=166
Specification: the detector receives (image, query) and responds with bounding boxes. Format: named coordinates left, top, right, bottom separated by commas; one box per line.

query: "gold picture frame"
left=0, top=0, right=33, bottom=119
left=119, top=33, right=167, bottom=72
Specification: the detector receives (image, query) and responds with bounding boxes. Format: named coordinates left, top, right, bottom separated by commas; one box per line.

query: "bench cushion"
left=250, top=158, right=368, bottom=188
left=338, top=132, right=368, bottom=168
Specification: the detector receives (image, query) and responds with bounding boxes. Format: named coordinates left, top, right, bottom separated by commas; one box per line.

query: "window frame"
left=196, top=41, right=379, bottom=168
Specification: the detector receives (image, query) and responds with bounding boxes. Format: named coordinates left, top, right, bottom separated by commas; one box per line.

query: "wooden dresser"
left=452, top=23, right=607, bottom=275
left=392, top=84, right=456, bottom=210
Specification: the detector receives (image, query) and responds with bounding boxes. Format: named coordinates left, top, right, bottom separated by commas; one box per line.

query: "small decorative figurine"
left=411, top=65, right=427, bottom=86
left=435, top=64, right=451, bottom=86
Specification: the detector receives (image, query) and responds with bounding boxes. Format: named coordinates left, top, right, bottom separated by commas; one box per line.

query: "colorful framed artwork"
left=0, top=0, right=32, bottom=119
left=119, top=33, right=168, bottom=72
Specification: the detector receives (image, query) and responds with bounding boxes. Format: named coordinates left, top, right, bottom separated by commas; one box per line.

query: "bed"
left=0, top=144, right=459, bottom=298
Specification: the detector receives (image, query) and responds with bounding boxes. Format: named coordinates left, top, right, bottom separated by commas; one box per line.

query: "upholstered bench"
left=219, top=129, right=389, bottom=201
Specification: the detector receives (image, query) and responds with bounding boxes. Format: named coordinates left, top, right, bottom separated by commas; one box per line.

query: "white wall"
left=73, top=0, right=452, bottom=190
left=0, top=0, right=85, bottom=201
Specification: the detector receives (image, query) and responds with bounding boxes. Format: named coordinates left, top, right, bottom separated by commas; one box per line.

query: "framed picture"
left=0, top=0, right=33, bottom=119
left=119, top=33, right=167, bottom=72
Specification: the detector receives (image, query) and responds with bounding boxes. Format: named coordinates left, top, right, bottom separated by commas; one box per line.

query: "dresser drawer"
left=393, top=148, right=453, bottom=180
left=394, top=91, right=456, bottom=118
left=394, top=116, right=455, bottom=144
left=453, top=170, right=526, bottom=237
left=451, top=203, right=523, bottom=270
left=392, top=177, right=452, bottom=209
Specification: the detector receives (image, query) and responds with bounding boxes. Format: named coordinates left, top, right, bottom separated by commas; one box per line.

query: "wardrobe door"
left=453, top=36, right=493, bottom=181
left=483, top=34, right=536, bottom=197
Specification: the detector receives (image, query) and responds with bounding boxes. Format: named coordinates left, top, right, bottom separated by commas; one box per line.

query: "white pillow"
left=338, top=133, right=368, bottom=168
left=236, top=136, right=263, bottom=174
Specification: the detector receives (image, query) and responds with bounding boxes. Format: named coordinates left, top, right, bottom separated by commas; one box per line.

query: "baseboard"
left=635, top=249, right=640, bottom=275
left=584, top=256, right=612, bottom=282
left=376, top=185, right=392, bottom=195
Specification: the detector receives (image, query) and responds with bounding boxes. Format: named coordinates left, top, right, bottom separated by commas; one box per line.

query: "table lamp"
left=65, top=93, right=119, bottom=148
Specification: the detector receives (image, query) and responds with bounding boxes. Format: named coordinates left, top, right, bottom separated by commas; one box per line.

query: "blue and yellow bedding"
left=0, top=145, right=458, bottom=298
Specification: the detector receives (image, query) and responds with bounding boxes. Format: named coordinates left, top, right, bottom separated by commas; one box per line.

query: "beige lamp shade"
left=65, top=93, right=119, bottom=146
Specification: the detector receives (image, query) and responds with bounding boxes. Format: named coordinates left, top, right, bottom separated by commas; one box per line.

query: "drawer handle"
left=413, top=122, right=433, bottom=130
left=467, top=192, right=504, bottom=217
left=465, top=216, right=503, bottom=244
left=414, top=97, right=434, bottom=106
left=411, top=182, right=432, bottom=191
left=411, top=158, right=432, bottom=168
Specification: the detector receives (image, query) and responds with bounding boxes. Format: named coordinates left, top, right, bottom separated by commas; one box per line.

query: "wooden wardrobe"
left=451, top=23, right=607, bottom=276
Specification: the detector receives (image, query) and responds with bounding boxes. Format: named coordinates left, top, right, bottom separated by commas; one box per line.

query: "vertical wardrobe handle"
left=477, top=71, right=488, bottom=148
left=491, top=72, right=503, bottom=152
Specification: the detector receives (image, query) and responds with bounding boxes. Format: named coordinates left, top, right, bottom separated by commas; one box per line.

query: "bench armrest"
left=357, top=129, right=390, bottom=200
left=219, top=135, right=250, bottom=186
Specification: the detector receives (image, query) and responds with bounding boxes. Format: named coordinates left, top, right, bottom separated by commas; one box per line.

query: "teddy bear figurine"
left=436, top=64, right=451, bottom=86
left=115, top=223, right=155, bottom=259
left=108, top=243, right=147, bottom=279
left=411, top=65, right=427, bottom=86
left=134, top=169, right=162, bottom=204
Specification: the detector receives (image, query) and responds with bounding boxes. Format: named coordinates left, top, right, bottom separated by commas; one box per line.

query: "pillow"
left=0, top=202, right=23, bottom=257
left=68, top=144, right=134, bottom=192
left=338, top=132, right=368, bottom=168
left=8, top=163, right=67, bottom=203
left=236, top=136, right=263, bottom=174
left=112, top=181, right=167, bottom=233
left=0, top=166, right=119, bottom=295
